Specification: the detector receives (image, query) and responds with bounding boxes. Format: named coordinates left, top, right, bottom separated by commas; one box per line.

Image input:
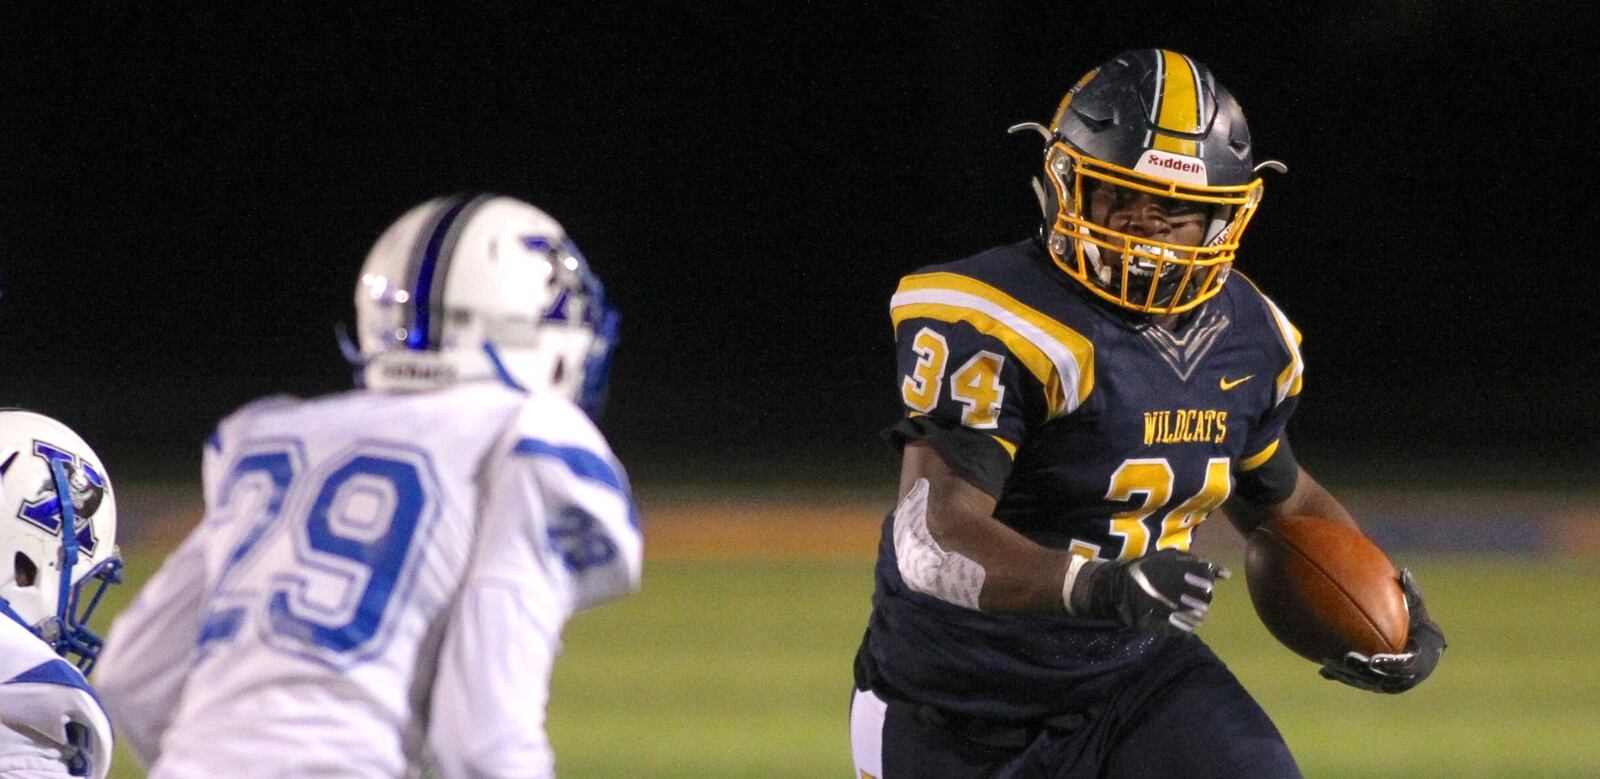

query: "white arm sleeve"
left=513, top=436, right=643, bottom=614
left=90, top=527, right=209, bottom=768
left=427, top=577, right=561, bottom=779
left=429, top=413, right=641, bottom=779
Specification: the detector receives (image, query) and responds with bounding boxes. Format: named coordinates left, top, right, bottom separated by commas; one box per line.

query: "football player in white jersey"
left=0, top=410, right=121, bottom=779
left=93, top=194, right=642, bottom=779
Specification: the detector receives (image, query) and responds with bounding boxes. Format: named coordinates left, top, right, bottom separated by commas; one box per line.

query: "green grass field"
left=99, top=552, right=1600, bottom=778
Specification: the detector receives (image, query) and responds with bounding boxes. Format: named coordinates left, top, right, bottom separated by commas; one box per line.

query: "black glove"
left=1320, top=569, right=1446, bottom=694
left=1075, top=549, right=1230, bottom=635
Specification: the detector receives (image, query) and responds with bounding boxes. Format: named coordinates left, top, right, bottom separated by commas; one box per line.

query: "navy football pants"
left=850, top=638, right=1302, bottom=778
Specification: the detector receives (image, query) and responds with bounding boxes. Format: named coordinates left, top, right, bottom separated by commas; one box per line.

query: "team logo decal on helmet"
left=16, top=443, right=107, bottom=553
left=1012, top=49, right=1284, bottom=315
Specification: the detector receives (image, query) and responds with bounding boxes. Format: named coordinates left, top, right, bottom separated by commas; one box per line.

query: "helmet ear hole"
left=14, top=552, right=37, bottom=587
left=552, top=358, right=567, bottom=386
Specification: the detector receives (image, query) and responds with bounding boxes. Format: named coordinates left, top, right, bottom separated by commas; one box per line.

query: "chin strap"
left=1029, top=177, right=1050, bottom=225
left=481, top=342, right=528, bottom=391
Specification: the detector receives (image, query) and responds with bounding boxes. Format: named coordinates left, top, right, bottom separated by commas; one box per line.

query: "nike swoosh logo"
left=1219, top=374, right=1255, bottom=391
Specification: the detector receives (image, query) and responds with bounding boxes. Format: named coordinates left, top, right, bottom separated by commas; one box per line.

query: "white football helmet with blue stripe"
left=0, top=410, right=122, bottom=671
left=352, top=195, right=618, bottom=415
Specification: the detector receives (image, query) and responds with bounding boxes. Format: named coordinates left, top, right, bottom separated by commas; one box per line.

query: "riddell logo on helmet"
left=1147, top=155, right=1201, bottom=174
left=1135, top=151, right=1208, bottom=185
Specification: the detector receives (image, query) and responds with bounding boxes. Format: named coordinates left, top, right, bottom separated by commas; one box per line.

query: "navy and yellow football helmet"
left=1016, top=49, right=1278, bottom=315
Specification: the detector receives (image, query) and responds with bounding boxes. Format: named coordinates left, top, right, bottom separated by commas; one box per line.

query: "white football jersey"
left=0, top=608, right=113, bottom=779
left=92, top=384, right=642, bottom=779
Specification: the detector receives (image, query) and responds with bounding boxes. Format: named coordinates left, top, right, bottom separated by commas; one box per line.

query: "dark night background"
left=1, top=2, right=1594, bottom=489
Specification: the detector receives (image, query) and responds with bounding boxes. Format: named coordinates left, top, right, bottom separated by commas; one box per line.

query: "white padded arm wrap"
left=893, top=478, right=987, bottom=610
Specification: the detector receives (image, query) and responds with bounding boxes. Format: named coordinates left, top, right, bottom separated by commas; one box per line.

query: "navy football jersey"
left=857, top=239, right=1305, bottom=721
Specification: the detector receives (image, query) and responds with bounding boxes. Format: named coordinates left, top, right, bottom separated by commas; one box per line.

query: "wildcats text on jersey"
left=1143, top=409, right=1228, bottom=445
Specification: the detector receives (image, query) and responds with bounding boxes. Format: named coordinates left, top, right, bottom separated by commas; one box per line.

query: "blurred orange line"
left=639, top=498, right=885, bottom=561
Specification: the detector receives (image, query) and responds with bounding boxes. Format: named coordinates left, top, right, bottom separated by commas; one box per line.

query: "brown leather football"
left=1245, top=514, right=1409, bottom=663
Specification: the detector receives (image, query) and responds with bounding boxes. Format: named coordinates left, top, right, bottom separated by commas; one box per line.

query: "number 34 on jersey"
left=902, top=327, right=1007, bottom=429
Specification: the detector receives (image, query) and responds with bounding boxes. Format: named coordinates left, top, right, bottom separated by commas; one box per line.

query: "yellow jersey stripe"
left=990, top=434, right=1018, bottom=459
left=1239, top=439, right=1280, bottom=471
left=893, top=301, right=1067, bottom=417
left=907, top=411, right=1018, bottom=458
left=1151, top=50, right=1201, bottom=156
left=897, top=273, right=1095, bottom=399
left=893, top=273, right=1095, bottom=415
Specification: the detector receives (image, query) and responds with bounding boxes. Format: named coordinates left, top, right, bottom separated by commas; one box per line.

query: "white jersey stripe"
left=1259, top=295, right=1305, bottom=405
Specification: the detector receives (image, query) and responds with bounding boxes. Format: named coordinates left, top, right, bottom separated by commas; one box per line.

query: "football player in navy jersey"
left=849, top=49, right=1446, bottom=778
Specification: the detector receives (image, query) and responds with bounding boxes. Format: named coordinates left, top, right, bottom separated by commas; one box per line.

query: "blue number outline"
left=258, top=439, right=443, bottom=669
left=194, top=438, right=443, bottom=670
left=196, top=438, right=305, bottom=654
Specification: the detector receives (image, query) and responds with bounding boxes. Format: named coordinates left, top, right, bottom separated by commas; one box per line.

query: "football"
left=1245, top=514, right=1409, bottom=664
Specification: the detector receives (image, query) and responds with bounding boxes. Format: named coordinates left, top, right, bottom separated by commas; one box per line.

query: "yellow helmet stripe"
left=892, top=272, right=1094, bottom=417
left=1150, top=50, right=1201, bottom=157
left=1050, top=67, right=1101, bottom=131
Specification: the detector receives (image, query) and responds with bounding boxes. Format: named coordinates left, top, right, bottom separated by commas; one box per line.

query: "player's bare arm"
left=898, top=441, right=1229, bottom=633
left=897, top=440, right=1067, bottom=613
left=1223, top=465, right=1355, bottom=535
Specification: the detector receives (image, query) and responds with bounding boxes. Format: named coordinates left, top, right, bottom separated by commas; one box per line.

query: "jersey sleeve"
left=428, top=397, right=641, bottom=778
left=887, top=271, right=1095, bottom=496
left=0, top=660, right=114, bottom=779
left=495, top=401, right=643, bottom=614
left=91, top=526, right=210, bottom=768
left=427, top=577, right=561, bottom=779
left=1233, top=291, right=1306, bottom=505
